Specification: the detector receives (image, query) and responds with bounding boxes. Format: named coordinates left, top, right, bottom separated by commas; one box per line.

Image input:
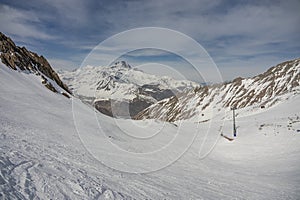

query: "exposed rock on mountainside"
left=135, top=58, right=300, bottom=122
left=94, top=97, right=152, bottom=118
left=0, top=32, right=71, bottom=97
left=59, top=61, right=199, bottom=118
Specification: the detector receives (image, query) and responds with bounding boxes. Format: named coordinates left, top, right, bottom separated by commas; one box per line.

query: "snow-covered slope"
left=59, top=61, right=199, bottom=117
left=135, top=58, right=300, bottom=122
left=1, top=61, right=300, bottom=199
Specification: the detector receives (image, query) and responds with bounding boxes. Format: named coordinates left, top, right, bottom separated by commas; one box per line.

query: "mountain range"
left=59, top=61, right=199, bottom=118
left=1, top=32, right=299, bottom=123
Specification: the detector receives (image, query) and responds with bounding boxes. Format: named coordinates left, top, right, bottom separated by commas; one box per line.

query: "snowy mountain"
left=1, top=60, right=300, bottom=199
left=0, top=32, right=71, bottom=98
left=135, top=58, right=300, bottom=122
left=59, top=61, right=199, bottom=117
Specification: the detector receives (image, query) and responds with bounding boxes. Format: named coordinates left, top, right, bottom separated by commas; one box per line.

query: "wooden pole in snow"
left=233, top=107, right=237, bottom=137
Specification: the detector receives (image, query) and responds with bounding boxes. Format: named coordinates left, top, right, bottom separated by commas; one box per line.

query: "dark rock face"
left=94, top=100, right=114, bottom=117
left=138, top=84, right=175, bottom=101
left=0, top=32, right=71, bottom=97
left=94, top=97, right=152, bottom=118
left=93, top=84, right=176, bottom=118
left=129, top=98, right=152, bottom=117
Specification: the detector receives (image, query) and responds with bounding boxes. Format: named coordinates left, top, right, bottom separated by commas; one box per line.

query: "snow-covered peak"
left=59, top=62, right=199, bottom=117
left=59, top=62, right=199, bottom=101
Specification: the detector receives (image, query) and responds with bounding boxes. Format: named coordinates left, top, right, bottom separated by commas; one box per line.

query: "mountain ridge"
left=0, top=32, right=71, bottom=97
left=135, top=58, right=300, bottom=122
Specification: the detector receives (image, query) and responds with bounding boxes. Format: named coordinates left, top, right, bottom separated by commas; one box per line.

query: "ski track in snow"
left=0, top=63, right=300, bottom=199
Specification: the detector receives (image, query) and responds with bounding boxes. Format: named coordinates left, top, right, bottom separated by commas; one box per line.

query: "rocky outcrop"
left=92, top=82, right=178, bottom=118
left=0, top=32, right=71, bottom=97
left=94, top=97, right=152, bottom=118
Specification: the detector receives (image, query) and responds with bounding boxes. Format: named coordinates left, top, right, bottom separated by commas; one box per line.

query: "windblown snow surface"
left=0, top=63, right=300, bottom=199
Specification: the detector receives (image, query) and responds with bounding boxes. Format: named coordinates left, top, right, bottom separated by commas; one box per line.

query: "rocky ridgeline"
left=135, top=58, right=300, bottom=122
left=0, top=32, right=71, bottom=97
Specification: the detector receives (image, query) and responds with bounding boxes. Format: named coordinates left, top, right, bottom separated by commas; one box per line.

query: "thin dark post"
left=233, top=108, right=237, bottom=137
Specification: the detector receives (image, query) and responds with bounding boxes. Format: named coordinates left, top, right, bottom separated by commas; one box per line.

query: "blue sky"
left=0, top=0, right=299, bottom=82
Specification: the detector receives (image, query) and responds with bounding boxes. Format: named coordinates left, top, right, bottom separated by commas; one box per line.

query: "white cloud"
left=1, top=0, right=299, bottom=82
left=0, top=4, right=54, bottom=40
left=41, top=0, right=89, bottom=27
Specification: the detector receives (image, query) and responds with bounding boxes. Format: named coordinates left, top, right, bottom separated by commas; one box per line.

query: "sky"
left=0, top=0, right=299, bottom=82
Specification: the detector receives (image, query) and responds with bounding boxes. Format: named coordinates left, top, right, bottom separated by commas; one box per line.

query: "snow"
left=139, top=59, right=300, bottom=122
left=1, top=63, right=300, bottom=199
left=58, top=62, right=199, bottom=102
